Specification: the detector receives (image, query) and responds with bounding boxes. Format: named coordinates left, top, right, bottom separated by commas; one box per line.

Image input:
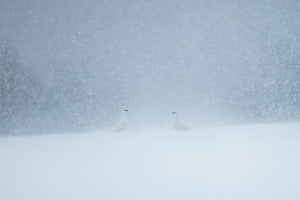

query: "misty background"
left=0, top=0, right=299, bottom=134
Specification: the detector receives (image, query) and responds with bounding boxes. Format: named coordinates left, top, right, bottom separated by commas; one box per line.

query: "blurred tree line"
left=218, top=41, right=300, bottom=123
left=0, top=43, right=36, bottom=133
left=0, top=42, right=121, bottom=134
left=0, top=40, right=299, bottom=134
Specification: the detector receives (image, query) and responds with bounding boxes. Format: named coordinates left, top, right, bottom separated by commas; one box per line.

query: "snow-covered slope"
left=1, top=123, right=300, bottom=200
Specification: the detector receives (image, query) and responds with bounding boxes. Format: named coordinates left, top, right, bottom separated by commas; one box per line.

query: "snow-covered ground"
left=1, top=123, right=300, bottom=200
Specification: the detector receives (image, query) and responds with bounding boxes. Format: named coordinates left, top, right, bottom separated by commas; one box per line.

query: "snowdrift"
left=0, top=123, right=300, bottom=200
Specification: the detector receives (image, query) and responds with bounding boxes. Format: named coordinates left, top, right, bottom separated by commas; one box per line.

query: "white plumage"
left=172, top=112, right=189, bottom=131
left=112, top=109, right=128, bottom=132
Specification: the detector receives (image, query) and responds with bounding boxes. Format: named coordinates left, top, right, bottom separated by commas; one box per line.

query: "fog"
left=1, top=1, right=300, bottom=199
left=0, top=0, right=299, bottom=133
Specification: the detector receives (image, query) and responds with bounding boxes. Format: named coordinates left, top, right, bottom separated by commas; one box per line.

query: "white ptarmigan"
left=112, top=109, right=128, bottom=132
left=172, top=112, right=189, bottom=131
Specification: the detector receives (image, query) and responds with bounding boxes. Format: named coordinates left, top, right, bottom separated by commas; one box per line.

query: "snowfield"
left=1, top=123, right=300, bottom=200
